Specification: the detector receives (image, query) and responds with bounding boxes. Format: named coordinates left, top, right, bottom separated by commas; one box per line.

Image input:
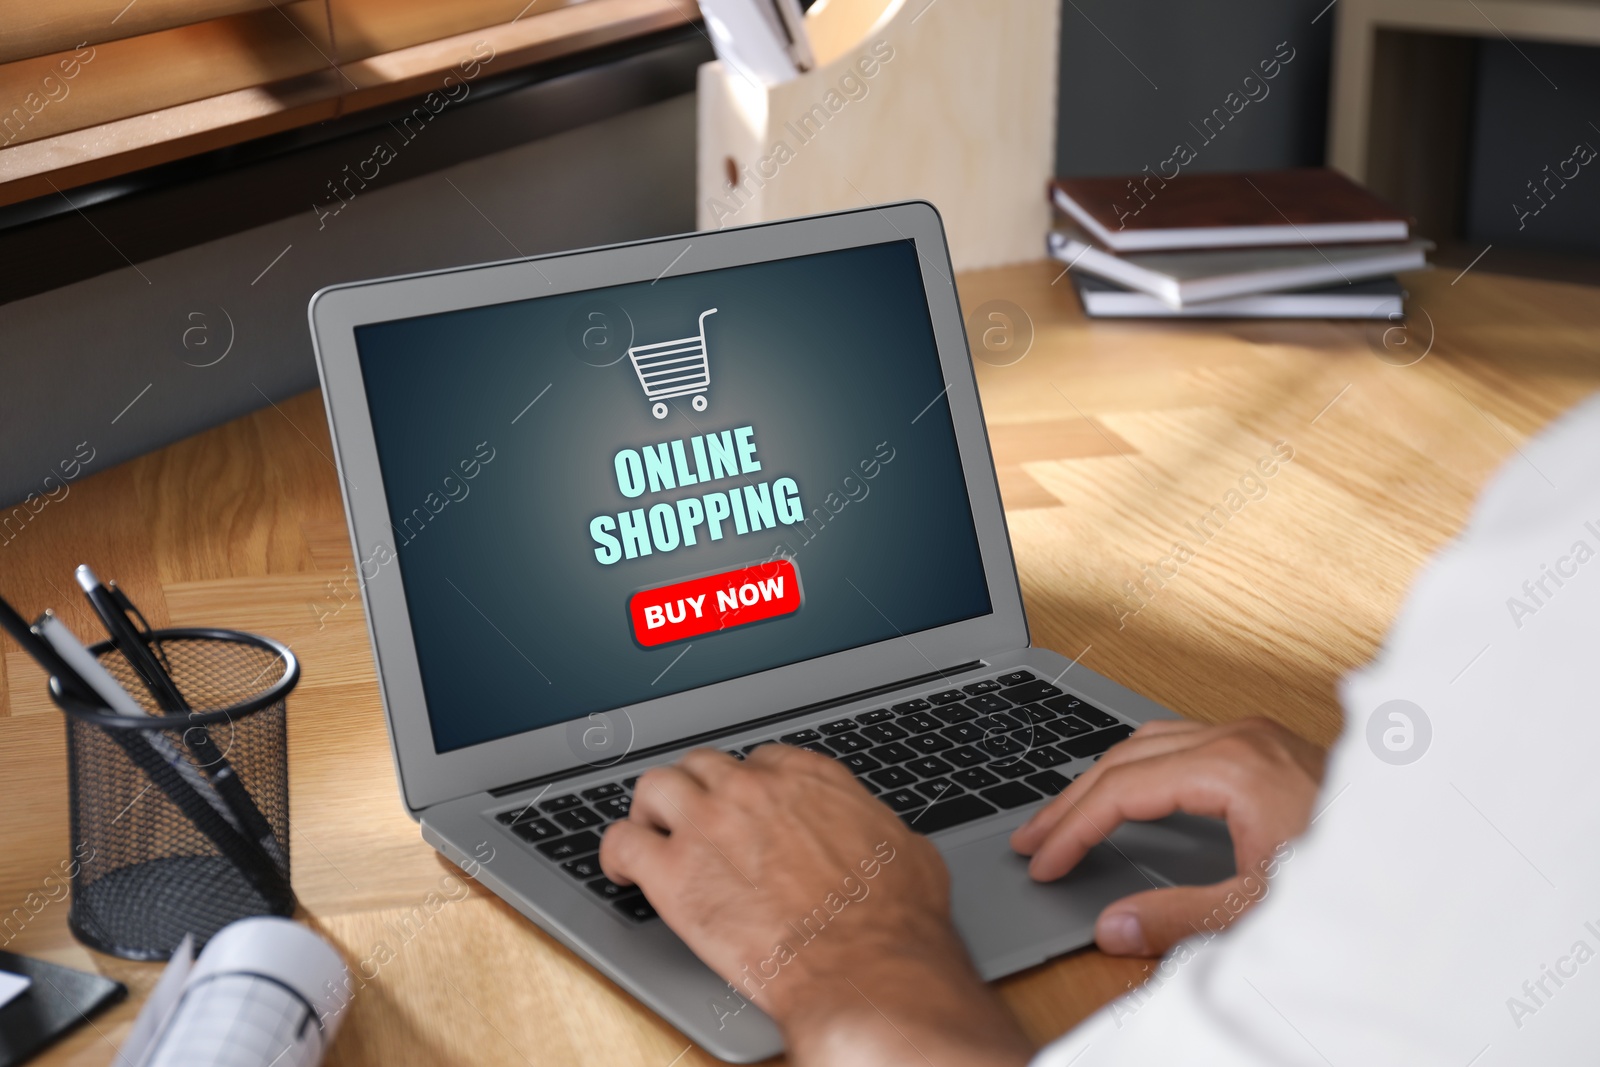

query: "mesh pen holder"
left=50, top=628, right=300, bottom=961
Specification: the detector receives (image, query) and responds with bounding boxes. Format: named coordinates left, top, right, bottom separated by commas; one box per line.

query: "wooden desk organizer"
left=696, top=0, right=1059, bottom=271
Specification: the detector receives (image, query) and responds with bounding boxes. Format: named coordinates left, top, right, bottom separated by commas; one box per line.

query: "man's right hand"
left=1010, top=717, right=1326, bottom=958
left=599, top=744, right=1033, bottom=1067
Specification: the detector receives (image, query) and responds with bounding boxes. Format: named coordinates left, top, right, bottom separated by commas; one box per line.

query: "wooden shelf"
left=0, top=0, right=692, bottom=210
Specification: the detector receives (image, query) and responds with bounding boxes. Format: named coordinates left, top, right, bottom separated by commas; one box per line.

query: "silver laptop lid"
left=309, top=202, right=1026, bottom=814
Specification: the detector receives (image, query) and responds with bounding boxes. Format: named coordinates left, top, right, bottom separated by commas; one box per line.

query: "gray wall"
left=1464, top=39, right=1600, bottom=255
left=0, top=92, right=697, bottom=511
left=1054, top=0, right=1333, bottom=178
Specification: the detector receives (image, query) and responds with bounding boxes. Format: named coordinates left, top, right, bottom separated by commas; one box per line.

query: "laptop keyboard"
left=490, top=670, right=1135, bottom=923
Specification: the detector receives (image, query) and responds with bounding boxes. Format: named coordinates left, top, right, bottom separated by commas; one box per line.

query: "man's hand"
left=599, top=744, right=1032, bottom=1067
left=1011, top=717, right=1325, bottom=958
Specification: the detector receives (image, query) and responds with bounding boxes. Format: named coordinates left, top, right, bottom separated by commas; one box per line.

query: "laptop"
left=308, top=201, right=1233, bottom=1062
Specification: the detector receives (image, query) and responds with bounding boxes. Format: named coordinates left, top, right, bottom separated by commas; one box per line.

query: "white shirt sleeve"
left=1033, top=392, right=1600, bottom=1067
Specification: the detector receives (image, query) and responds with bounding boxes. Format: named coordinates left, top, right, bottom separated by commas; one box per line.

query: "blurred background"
left=1, top=0, right=1596, bottom=509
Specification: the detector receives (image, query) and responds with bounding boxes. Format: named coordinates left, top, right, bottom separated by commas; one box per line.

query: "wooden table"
left=3, top=261, right=1597, bottom=1065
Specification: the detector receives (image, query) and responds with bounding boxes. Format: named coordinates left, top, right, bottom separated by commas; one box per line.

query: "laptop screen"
left=354, top=239, right=993, bottom=754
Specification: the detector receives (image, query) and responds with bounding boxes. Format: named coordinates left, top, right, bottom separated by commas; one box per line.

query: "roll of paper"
left=121, top=918, right=350, bottom=1067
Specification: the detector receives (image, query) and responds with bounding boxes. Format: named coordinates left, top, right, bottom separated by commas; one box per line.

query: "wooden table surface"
left=3, top=260, right=1597, bottom=1065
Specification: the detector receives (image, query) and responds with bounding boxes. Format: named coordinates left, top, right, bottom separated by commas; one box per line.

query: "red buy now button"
left=629, top=560, right=802, bottom=647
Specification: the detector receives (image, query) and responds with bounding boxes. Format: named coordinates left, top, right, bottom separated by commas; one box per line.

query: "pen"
left=35, top=610, right=241, bottom=831
left=0, top=593, right=98, bottom=706
left=32, top=611, right=292, bottom=905
left=76, top=565, right=182, bottom=709
left=75, top=566, right=285, bottom=866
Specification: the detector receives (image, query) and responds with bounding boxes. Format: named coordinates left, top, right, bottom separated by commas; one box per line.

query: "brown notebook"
left=1050, top=168, right=1409, bottom=253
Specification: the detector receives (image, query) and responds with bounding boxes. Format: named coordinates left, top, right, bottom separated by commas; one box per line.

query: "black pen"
left=0, top=594, right=97, bottom=705
left=32, top=609, right=292, bottom=904
left=75, top=565, right=285, bottom=866
left=7, top=588, right=288, bottom=903
left=76, top=566, right=183, bottom=708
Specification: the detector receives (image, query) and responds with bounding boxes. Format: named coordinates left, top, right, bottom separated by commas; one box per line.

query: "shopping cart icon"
left=628, top=307, right=717, bottom=419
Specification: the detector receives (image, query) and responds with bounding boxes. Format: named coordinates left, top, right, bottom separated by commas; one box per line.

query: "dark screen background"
left=355, top=240, right=991, bottom=753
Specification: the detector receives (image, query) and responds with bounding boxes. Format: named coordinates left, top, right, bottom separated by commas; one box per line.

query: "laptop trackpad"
left=947, top=815, right=1235, bottom=980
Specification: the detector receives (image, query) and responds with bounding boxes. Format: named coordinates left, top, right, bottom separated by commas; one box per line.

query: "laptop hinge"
left=487, top=659, right=987, bottom=798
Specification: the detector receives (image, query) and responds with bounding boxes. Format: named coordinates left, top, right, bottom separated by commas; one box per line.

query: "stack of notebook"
left=1047, top=168, right=1430, bottom=319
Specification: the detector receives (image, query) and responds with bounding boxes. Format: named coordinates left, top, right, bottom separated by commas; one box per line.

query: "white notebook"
left=1049, top=225, right=1430, bottom=308
left=1070, top=274, right=1406, bottom=320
